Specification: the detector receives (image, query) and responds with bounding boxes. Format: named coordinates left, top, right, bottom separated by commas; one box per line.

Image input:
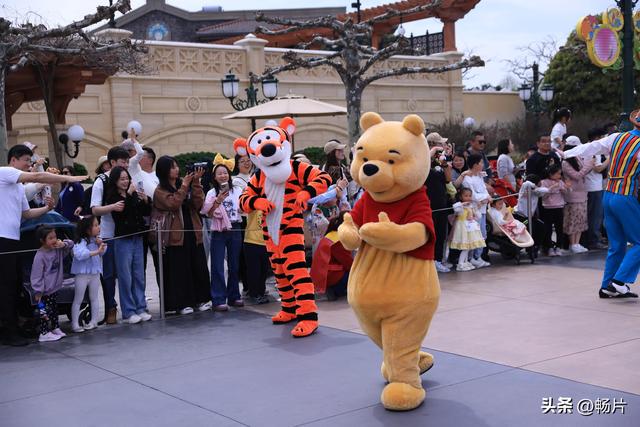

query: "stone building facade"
left=11, top=34, right=505, bottom=171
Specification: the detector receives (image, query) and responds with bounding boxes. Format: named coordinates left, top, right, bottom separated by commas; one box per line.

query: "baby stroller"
left=486, top=210, right=536, bottom=265
left=18, top=212, right=91, bottom=326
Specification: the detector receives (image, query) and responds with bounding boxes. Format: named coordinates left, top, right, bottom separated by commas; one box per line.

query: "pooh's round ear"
left=402, top=114, right=425, bottom=136
left=360, top=112, right=384, bottom=131
left=279, top=117, right=296, bottom=137
left=233, top=138, right=248, bottom=156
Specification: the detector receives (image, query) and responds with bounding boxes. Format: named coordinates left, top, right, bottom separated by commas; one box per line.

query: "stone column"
left=442, top=20, right=457, bottom=52
left=93, top=28, right=134, bottom=43
left=234, top=33, right=269, bottom=77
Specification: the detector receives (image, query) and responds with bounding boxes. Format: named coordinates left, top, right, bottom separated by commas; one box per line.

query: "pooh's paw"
left=381, top=382, right=426, bottom=411
left=359, top=221, right=398, bottom=248
left=338, top=213, right=361, bottom=250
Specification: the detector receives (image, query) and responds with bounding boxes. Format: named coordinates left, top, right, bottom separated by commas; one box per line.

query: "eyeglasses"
left=478, top=140, right=487, bottom=144
left=62, top=171, right=70, bottom=175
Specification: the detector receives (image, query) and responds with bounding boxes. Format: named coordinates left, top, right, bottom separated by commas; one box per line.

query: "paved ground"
left=1, top=250, right=639, bottom=426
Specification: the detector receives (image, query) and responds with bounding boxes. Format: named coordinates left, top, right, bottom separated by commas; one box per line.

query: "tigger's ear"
left=280, top=117, right=296, bottom=136
left=233, top=138, right=248, bottom=156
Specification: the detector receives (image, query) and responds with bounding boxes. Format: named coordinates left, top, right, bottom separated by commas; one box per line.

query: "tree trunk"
left=35, top=61, right=64, bottom=169
left=345, top=84, right=362, bottom=150
left=0, top=60, right=8, bottom=167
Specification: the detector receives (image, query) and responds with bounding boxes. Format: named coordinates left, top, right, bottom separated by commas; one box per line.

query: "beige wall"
left=11, top=35, right=467, bottom=171
left=462, top=91, right=525, bottom=125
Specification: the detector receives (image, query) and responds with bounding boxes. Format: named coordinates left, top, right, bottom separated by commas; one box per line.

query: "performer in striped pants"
left=564, top=112, right=640, bottom=299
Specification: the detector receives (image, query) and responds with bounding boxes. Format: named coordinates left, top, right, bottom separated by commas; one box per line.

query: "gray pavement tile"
left=0, top=377, right=243, bottom=427
left=0, top=345, right=116, bottom=403
left=302, top=368, right=640, bottom=427
left=127, top=317, right=512, bottom=427
left=49, top=310, right=276, bottom=376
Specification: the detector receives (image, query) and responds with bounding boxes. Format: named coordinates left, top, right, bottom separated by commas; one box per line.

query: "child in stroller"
left=486, top=197, right=535, bottom=264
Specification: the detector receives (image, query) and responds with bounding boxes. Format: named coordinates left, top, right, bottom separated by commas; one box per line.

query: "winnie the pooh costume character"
left=338, top=112, right=440, bottom=411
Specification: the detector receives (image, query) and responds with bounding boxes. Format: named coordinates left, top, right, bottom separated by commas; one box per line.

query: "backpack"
left=81, top=173, right=108, bottom=216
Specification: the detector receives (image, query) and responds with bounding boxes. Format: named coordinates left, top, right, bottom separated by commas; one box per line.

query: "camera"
left=185, top=161, right=209, bottom=174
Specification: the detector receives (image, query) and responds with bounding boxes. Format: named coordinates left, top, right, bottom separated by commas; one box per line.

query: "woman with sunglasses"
left=55, top=166, right=85, bottom=222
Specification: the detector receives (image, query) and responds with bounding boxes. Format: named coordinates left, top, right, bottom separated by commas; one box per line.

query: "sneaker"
left=72, top=326, right=85, bottom=333
left=138, top=312, right=152, bottom=322
left=456, top=263, right=474, bottom=272
left=179, top=307, right=194, bottom=315
left=39, top=332, right=61, bottom=342
left=83, top=323, right=97, bottom=331
left=197, top=301, right=213, bottom=312
left=435, top=261, right=451, bottom=273
left=589, top=242, right=608, bottom=250
left=570, top=244, right=588, bottom=254
left=123, top=314, right=142, bottom=324
left=229, top=299, right=244, bottom=307
left=214, top=304, right=229, bottom=312
left=599, top=287, right=639, bottom=299
left=469, top=258, right=484, bottom=268
left=442, top=262, right=454, bottom=269
left=555, top=248, right=567, bottom=256
left=51, top=328, right=66, bottom=338
left=479, top=260, right=491, bottom=268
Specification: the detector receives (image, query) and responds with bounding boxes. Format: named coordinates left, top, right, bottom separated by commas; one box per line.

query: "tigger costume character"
left=236, top=117, right=331, bottom=337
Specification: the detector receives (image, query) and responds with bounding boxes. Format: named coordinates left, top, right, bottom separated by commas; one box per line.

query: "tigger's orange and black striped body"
left=240, top=161, right=331, bottom=334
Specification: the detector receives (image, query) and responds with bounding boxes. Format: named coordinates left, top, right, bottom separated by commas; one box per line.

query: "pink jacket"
left=562, top=159, right=593, bottom=204
left=201, top=195, right=232, bottom=232
left=540, top=179, right=569, bottom=209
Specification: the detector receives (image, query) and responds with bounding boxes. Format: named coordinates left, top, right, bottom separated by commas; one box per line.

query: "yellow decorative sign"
left=577, top=9, right=624, bottom=69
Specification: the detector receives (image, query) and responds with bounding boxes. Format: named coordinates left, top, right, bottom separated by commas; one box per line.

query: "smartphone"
left=219, top=182, right=230, bottom=193
left=43, top=185, right=52, bottom=198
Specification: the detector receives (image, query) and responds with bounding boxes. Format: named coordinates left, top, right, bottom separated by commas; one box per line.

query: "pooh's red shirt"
left=349, top=187, right=436, bottom=260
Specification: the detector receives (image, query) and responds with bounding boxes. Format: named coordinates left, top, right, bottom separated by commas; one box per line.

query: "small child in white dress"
left=450, top=188, right=486, bottom=272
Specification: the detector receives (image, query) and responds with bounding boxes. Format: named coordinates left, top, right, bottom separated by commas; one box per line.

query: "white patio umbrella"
left=222, top=93, right=347, bottom=121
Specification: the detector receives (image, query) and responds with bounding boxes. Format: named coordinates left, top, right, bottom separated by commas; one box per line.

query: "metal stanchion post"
left=526, top=186, right=533, bottom=236
left=155, top=221, right=165, bottom=319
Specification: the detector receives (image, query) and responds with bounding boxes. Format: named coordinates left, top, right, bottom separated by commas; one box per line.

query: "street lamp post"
left=221, top=72, right=278, bottom=131
left=518, top=62, right=554, bottom=134
left=615, top=0, right=638, bottom=130
left=58, top=125, right=84, bottom=159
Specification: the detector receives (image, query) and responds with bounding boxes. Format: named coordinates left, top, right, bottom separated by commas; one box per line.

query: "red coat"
left=310, top=231, right=353, bottom=294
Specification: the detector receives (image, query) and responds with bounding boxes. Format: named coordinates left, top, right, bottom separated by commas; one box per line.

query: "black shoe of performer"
left=600, top=284, right=638, bottom=298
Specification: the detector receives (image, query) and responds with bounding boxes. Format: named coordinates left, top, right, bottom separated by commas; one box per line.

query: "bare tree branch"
left=255, top=12, right=343, bottom=36
left=23, top=40, right=136, bottom=55
left=264, top=50, right=345, bottom=77
left=361, top=55, right=484, bottom=87
left=296, top=34, right=345, bottom=50
left=25, top=0, right=131, bottom=42
left=362, top=0, right=443, bottom=27
left=360, top=36, right=414, bottom=76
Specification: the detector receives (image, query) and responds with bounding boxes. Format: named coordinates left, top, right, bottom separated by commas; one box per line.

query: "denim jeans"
left=473, top=213, right=487, bottom=259
left=587, top=190, right=604, bottom=246
left=210, top=225, right=242, bottom=306
left=114, top=236, right=147, bottom=319
left=101, top=241, right=117, bottom=310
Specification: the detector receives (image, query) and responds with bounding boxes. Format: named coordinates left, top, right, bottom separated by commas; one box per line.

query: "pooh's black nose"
left=261, top=143, right=277, bottom=157
left=363, top=163, right=379, bottom=176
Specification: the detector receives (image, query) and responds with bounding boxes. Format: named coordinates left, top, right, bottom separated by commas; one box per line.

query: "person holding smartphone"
left=202, top=158, right=244, bottom=311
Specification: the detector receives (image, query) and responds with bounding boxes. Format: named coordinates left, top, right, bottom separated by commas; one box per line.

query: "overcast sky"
left=1, top=0, right=609, bottom=87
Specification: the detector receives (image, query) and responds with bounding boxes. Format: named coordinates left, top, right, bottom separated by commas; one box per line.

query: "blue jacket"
left=55, top=182, right=85, bottom=222
left=71, top=238, right=103, bottom=275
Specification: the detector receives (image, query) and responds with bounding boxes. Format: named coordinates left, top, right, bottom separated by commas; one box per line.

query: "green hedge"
left=173, top=152, right=217, bottom=176
left=295, top=146, right=325, bottom=166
